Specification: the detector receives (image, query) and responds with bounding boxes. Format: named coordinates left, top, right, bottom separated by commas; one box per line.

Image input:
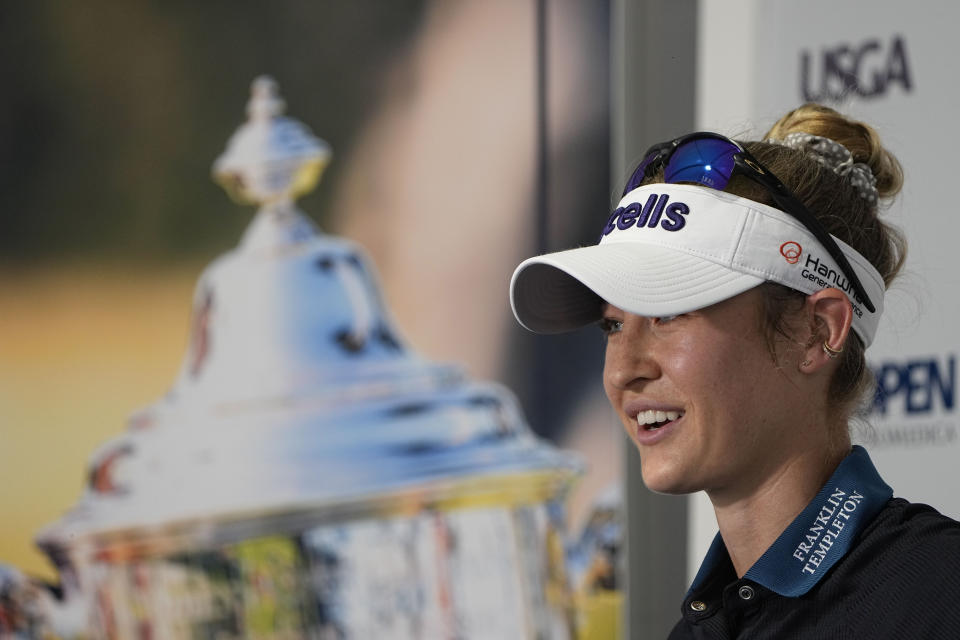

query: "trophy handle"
left=0, top=563, right=92, bottom=638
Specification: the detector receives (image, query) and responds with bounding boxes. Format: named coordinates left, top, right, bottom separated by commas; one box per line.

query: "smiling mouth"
left=636, top=409, right=684, bottom=431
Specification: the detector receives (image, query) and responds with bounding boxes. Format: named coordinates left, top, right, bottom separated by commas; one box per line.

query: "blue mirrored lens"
left=664, top=138, right=738, bottom=189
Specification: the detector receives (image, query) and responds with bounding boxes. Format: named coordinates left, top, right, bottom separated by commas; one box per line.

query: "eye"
left=653, top=314, right=680, bottom=325
left=597, top=317, right=623, bottom=336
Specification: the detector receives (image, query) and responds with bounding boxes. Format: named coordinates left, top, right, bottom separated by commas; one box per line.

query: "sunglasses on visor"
left=622, top=132, right=876, bottom=313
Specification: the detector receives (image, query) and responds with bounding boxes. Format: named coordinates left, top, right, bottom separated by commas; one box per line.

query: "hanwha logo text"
left=780, top=241, right=802, bottom=264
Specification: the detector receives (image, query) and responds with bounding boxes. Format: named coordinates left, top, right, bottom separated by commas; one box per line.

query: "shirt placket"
left=721, top=579, right=766, bottom=637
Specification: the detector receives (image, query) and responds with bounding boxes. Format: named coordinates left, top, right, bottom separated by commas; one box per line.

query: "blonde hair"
left=745, top=103, right=906, bottom=417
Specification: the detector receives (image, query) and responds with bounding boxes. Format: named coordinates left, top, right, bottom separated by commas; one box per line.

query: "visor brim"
left=510, top=243, right=765, bottom=334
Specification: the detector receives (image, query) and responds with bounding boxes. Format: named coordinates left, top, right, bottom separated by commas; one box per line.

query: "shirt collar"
left=688, top=445, right=893, bottom=598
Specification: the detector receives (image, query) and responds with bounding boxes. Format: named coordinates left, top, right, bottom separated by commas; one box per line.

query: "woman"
left=510, top=104, right=960, bottom=638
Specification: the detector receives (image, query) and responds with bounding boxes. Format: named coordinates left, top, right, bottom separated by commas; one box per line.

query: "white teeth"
left=636, top=409, right=683, bottom=428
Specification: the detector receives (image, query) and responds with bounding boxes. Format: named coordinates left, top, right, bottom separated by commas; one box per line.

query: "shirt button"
left=738, top=585, right=755, bottom=601
left=690, top=600, right=707, bottom=612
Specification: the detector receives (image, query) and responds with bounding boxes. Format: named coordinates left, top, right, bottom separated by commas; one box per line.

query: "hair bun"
left=763, top=103, right=902, bottom=201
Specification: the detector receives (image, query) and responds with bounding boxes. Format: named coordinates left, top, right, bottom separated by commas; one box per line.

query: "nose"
left=603, top=314, right=662, bottom=393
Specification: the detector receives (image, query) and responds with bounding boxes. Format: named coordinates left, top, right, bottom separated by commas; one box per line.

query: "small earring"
left=800, top=358, right=812, bottom=368
left=822, top=341, right=843, bottom=359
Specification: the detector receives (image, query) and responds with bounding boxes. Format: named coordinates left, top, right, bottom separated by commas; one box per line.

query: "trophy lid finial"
left=213, top=76, right=331, bottom=207
left=247, top=75, right=285, bottom=120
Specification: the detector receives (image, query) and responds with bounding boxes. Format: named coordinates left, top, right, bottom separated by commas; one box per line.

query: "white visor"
left=510, top=183, right=884, bottom=346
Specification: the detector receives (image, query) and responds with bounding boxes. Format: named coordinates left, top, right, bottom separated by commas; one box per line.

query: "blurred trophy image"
left=0, top=77, right=588, bottom=639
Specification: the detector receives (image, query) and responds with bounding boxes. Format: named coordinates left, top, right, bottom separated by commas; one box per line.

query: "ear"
left=798, top=288, right=853, bottom=373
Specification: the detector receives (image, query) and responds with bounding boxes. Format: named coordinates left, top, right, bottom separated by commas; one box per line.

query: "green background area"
left=0, top=1, right=426, bottom=263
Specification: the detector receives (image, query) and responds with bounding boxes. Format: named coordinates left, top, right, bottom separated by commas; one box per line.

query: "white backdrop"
left=692, top=0, right=960, bottom=581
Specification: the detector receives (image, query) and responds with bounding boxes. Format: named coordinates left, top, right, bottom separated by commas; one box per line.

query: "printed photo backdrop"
left=0, top=1, right=615, bottom=594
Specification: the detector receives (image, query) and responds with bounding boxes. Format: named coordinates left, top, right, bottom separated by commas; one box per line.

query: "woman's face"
left=602, top=287, right=812, bottom=502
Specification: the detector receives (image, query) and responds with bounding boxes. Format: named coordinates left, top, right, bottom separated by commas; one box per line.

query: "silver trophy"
left=5, top=77, right=582, bottom=639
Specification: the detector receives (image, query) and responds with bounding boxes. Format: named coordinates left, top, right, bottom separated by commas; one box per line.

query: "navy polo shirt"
left=669, top=446, right=960, bottom=639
